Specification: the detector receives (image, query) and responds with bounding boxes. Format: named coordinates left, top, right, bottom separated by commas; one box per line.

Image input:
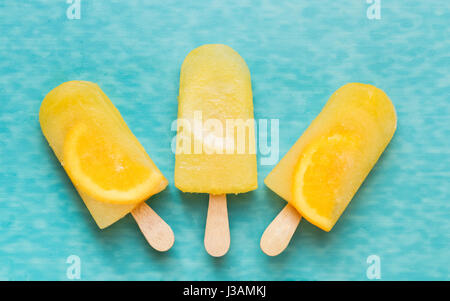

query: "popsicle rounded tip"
left=204, top=240, right=230, bottom=257
left=204, top=194, right=230, bottom=257
left=259, top=204, right=301, bottom=257
left=260, top=239, right=284, bottom=257
left=131, top=203, right=175, bottom=252
left=260, top=230, right=287, bottom=257
left=153, top=226, right=175, bottom=252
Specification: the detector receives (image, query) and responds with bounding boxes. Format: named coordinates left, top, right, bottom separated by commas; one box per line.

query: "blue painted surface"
left=0, top=0, right=448, bottom=280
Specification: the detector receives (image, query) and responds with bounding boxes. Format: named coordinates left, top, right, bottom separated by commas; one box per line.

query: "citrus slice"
left=63, top=122, right=165, bottom=205
left=292, top=129, right=363, bottom=231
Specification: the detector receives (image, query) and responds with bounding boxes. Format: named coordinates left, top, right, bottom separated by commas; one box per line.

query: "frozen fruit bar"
left=265, top=83, right=396, bottom=231
left=40, top=81, right=168, bottom=229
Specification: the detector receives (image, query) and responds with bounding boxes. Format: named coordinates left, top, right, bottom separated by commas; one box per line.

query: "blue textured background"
left=0, top=0, right=448, bottom=280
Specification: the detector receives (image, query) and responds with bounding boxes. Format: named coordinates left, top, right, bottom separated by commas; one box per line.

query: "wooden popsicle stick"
left=260, top=204, right=301, bottom=256
left=131, top=202, right=175, bottom=252
left=204, top=194, right=230, bottom=257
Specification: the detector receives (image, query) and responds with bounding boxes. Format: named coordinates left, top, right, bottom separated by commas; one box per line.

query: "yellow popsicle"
left=40, top=81, right=168, bottom=229
left=174, top=44, right=257, bottom=194
left=265, top=83, right=396, bottom=232
left=174, top=44, right=257, bottom=256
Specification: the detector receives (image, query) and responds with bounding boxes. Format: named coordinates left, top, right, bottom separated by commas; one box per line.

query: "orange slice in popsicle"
left=292, top=128, right=364, bottom=232
left=63, top=122, right=166, bottom=205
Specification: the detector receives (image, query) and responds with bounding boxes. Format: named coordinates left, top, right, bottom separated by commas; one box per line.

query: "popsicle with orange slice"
left=261, top=83, right=397, bottom=256
left=40, top=81, right=174, bottom=251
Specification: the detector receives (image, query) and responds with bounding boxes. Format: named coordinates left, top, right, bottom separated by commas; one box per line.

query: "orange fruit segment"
left=63, top=122, right=166, bottom=205
left=292, top=129, right=364, bottom=232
